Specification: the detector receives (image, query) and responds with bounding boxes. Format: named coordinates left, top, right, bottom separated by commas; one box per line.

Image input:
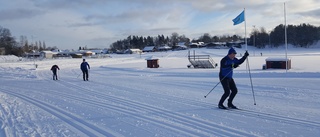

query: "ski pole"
left=204, top=70, right=232, bottom=98
left=204, top=79, right=222, bottom=98
left=246, top=57, right=256, bottom=105
left=77, top=71, right=81, bottom=78
left=58, top=70, right=60, bottom=80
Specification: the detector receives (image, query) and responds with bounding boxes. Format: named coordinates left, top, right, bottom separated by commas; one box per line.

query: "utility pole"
left=253, top=25, right=256, bottom=56
left=269, top=31, right=271, bottom=47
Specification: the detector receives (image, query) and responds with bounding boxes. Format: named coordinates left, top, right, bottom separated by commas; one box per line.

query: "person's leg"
left=53, top=71, right=57, bottom=80
left=85, top=70, right=89, bottom=80
left=218, top=78, right=231, bottom=107
left=82, top=70, right=86, bottom=81
left=228, top=79, right=238, bottom=107
left=55, top=71, right=58, bottom=80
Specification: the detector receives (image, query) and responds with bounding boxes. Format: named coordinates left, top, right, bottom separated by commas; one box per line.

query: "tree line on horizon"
left=110, top=23, right=320, bottom=51
left=1, top=23, right=319, bottom=56
left=0, top=26, right=56, bottom=56
left=249, top=23, right=320, bottom=48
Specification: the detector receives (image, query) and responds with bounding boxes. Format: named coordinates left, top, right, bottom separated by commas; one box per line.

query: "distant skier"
left=218, top=48, right=249, bottom=109
left=51, top=64, right=60, bottom=80
left=80, top=59, right=90, bottom=81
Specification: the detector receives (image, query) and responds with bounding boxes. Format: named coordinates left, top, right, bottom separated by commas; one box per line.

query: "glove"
left=244, top=51, right=249, bottom=57
left=233, top=64, right=239, bottom=68
left=232, top=63, right=239, bottom=68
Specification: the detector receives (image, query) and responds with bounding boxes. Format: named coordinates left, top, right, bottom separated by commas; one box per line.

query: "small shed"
left=84, top=51, right=93, bottom=56
left=145, top=56, right=159, bottom=68
left=266, top=57, right=291, bottom=69
left=40, top=51, right=53, bottom=59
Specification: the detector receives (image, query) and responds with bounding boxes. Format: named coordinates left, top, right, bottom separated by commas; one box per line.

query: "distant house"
left=116, top=50, right=125, bottom=54
left=102, top=49, right=109, bottom=54
left=143, top=46, right=156, bottom=52
left=40, top=51, right=54, bottom=59
left=91, top=49, right=104, bottom=54
left=189, top=43, right=199, bottom=48
left=206, top=42, right=227, bottom=49
left=227, top=41, right=243, bottom=48
left=158, top=45, right=171, bottom=51
left=189, top=42, right=205, bottom=48
left=54, top=50, right=71, bottom=58
left=26, top=52, right=40, bottom=58
left=174, top=42, right=188, bottom=50
left=51, top=49, right=61, bottom=52
left=84, top=51, right=93, bottom=56
left=70, top=53, right=83, bottom=58
left=125, top=49, right=142, bottom=54
left=78, top=50, right=93, bottom=56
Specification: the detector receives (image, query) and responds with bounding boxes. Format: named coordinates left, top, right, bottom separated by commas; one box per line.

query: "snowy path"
left=1, top=48, right=320, bottom=136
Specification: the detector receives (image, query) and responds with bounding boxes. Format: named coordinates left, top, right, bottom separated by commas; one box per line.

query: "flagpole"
left=284, top=2, right=288, bottom=73
left=243, top=8, right=255, bottom=105
left=244, top=8, right=247, bottom=50
left=244, top=8, right=248, bottom=71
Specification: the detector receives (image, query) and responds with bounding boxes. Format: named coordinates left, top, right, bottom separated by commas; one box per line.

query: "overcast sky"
left=1, top=0, right=319, bottom=49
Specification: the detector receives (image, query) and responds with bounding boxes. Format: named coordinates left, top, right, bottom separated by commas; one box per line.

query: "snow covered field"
left=0, top=46, right=320, bottom=137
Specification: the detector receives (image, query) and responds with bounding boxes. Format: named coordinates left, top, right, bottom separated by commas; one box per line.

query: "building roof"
left=266, top=57, right=291, bottom=61
left=158, top=45, right=171, bottom=50
left=143, top=46, right=155, bottom=51
left=145, top=56, right=159, bottom=60
left=40, top=51, right=53, bottom=54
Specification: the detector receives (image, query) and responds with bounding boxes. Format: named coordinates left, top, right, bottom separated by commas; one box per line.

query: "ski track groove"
left=47, top=69, right=320, bottom=129
left=0, top=104, right=12, bottom=136
left=41, top=90, right=209, bottom=137
left=0, top=87, right=121, bottom=137
left=92, top=72, right=320, bottom=129
left=86, top=75, right=320, bottom=129
left=50, top=76, right=256, bottom=137
left=7, top=68, right=318, bottom=136
left=40, top=69, right=211, bottom=136
left=37, top=70, right=209, bottom=136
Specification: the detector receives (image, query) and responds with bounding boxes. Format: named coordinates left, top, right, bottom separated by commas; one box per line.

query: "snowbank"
left=0, top=55, right=20, bottom=63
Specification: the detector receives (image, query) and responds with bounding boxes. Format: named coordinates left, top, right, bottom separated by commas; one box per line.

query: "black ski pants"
left=82, top=69, right=89, bottom=81
left=52, top=70, right=58, bottom=80
left=219, top=77, right=238, bottom=105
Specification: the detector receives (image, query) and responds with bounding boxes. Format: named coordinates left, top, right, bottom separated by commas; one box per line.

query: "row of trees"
left=110, top=32, right=244, bottom=51
left=111, top=23, right=320, bottom=51
left=0, top=26, right=57, bottom=56
left=249, top=23, right=320, bottom=48
left=110, top=33, right=191, bottom=51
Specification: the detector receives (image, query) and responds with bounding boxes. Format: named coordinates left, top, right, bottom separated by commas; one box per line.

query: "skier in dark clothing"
left=51, top=65, right=60, bottom=80
left=218, top=48, right=249, bottom=109
left=80, top=59, right=90, bottom=81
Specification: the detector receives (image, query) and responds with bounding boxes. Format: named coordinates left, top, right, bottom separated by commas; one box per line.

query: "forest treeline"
left=110, top=23, right=320, bottom=51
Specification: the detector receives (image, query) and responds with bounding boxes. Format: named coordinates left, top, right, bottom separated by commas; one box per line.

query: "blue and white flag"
left=232, top=10, right=245, bottom=25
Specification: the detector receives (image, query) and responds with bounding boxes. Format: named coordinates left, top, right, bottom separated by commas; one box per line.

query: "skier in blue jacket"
left=218, top=48, right=249, bottom=109
left=80, top=59, right=90, bottom=81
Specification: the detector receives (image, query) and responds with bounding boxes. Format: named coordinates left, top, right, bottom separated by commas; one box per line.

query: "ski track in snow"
left=36, top=69, right=254, bottom=136
left=1, top=67, right=318, bottom=136
left=92, top=69, right=320, bottom=128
